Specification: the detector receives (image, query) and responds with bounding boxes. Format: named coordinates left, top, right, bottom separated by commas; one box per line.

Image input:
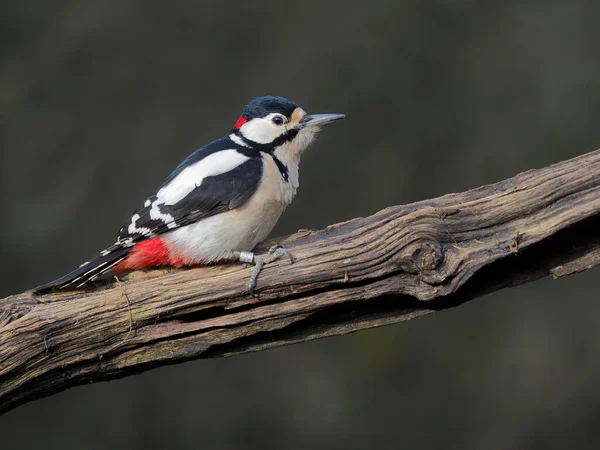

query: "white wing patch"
left=156, top=149, right=250, bottom=205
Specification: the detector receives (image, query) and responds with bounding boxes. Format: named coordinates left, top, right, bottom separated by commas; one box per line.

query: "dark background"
left=2, top=1, right=600, bottom=449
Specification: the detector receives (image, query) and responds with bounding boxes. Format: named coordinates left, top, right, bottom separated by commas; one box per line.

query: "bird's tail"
left=33, top=246, right=131, bottom=294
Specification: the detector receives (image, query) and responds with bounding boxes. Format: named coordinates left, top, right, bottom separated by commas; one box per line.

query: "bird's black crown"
left=242, top=96, right=299, bottom=120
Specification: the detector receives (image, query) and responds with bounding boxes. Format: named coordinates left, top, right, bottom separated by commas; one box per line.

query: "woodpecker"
left=33, top=96, right=344, bottom=295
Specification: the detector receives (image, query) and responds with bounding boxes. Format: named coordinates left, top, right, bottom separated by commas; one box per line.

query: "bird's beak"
left=300, top=113, right=345, bottom=128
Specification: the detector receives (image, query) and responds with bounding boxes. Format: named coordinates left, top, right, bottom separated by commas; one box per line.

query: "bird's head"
left=231, top=96, right=344, bottom=158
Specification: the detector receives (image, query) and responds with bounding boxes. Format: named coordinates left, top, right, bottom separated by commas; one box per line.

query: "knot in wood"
left=400, top=240, right=443, bottom=275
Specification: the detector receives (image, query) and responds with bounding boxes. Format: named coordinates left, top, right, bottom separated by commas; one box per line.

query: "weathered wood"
left=2, top=149, right=600, bottom=414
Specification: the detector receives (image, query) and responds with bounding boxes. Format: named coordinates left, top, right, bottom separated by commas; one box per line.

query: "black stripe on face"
left=234, top=128, right=299, bottom=153
left=270, top=128, right=299, bottom=148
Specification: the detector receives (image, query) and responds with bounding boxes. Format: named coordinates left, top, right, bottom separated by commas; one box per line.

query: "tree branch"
left=2, top=149, right=600, bottom=415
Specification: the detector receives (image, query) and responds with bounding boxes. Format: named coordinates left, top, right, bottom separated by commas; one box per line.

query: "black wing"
left=116, top=155, right=263, bottom=245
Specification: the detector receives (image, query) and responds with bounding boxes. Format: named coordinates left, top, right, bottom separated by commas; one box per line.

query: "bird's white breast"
left=163, top=153, right=299, bottom=263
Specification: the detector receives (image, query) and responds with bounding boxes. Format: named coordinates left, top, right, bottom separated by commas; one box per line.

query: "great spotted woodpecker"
left=34, top=96, right=344, bottom=295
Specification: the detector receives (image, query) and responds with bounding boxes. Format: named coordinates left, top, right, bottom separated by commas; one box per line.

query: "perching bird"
left=33, top=96, right=344, bottom=295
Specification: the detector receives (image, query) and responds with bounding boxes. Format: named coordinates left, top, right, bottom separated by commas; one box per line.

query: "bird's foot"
left=235, top=244, right=294, bottom=296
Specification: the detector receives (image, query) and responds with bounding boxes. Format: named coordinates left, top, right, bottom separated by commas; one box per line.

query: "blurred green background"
left=2, top=1, right=600, bottom=449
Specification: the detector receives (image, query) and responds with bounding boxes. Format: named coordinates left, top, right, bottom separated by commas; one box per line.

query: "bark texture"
left=1, top=149, right=600, bottom=415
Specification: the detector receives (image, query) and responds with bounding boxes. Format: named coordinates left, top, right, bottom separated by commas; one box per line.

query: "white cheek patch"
left=239, top=115, right=288, bottom=144
left=156, top=149, right=250, bottom=205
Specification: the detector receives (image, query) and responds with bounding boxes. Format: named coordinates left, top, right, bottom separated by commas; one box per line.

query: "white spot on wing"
left=149, top=200, right=177, bottom=229
left=128, top=213, right=152, bottom=236
left=116, top=237, right=133, bottom=246
left=144, top=199, right=151, bottom=207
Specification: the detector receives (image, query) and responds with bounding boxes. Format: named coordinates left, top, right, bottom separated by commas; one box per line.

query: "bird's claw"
left=237, top=244, right=294, bottom=296
left=267, top=244, right=295, bottom=264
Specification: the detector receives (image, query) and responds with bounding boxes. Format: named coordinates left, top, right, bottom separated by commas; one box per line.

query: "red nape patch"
left=232, top=116, right=247, bottom=129
left=112, top=237, right=192, bottom=273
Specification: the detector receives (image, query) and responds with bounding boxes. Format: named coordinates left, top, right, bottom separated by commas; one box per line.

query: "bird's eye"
left=272, top=115, right=285, bottom=126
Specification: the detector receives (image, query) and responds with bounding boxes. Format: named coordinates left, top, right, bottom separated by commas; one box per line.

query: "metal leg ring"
left=238, top=251, right=255, bottom=264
